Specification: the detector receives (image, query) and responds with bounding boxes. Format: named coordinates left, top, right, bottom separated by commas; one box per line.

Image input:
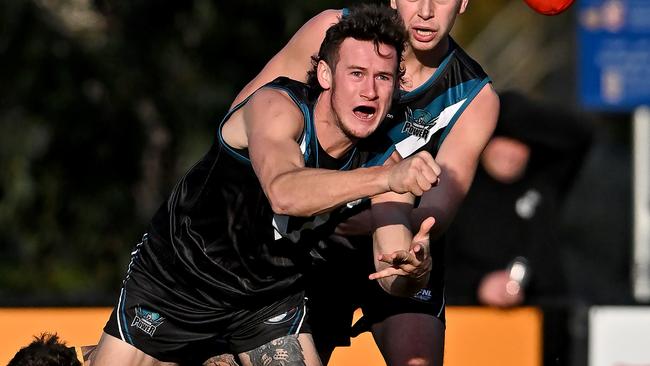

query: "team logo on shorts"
left=264, top=306, right=299, bottom=325
left=131, top=306, right=165, bottom=337
left=402, top=108, right=439, bottom=140
left=413, top=288, right=433, bottom=302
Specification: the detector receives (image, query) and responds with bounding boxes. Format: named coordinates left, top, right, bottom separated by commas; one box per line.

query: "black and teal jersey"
left=363, top=37, right=491, bottom=166
left=305, top=40, right=491, bottom=339
left=145, top=77, right=365, bottom=306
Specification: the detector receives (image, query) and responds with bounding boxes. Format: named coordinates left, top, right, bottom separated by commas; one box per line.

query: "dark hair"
left=8, top=333, right=81, bottom=366
left=306, top=4, right=406, bottom=91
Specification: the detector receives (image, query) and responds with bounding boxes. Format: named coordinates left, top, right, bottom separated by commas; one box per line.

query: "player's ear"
left=390, top=0, right=397, bottom=10
left=317, top=60, right=332, bottom=90
left=459, top=0, right=469, bottom=14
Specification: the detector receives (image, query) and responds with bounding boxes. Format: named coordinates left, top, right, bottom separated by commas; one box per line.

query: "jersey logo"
left=131, top=306, right=165, bottom=337
left=395, top=99, right=466, bottom=158
left=413, top=288, right=433, bottom=302
left=264, top=306, right=299, bottom=325
left=401, top=107, right=439, bottom=140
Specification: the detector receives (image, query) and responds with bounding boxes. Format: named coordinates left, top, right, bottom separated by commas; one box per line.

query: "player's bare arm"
left=360, top=151, right=438, bottom=296
left=230, top=9, right=342, bottom=108
left=411, top=83, right=500, bottom=238
left=224, top=88, right=439, bottom=217
left=367, top=187, right=436, bottom=296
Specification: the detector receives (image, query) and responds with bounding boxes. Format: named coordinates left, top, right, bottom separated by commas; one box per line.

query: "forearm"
left=410, top=164, right=469, bottom=242
left=267, top=165, right=390, bottom=217
left=410, top=197, right=456, bottom=243
left=371, top=195, right=426, bottom=297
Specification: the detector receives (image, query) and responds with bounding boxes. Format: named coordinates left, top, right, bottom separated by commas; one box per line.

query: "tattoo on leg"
left=246, top=335, right=306, bottom=366
left=203, top=353, right=239, bottom=366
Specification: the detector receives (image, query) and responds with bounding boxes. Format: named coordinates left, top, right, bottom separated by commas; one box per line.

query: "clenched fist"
left=386, top=151, right=441, bottom=196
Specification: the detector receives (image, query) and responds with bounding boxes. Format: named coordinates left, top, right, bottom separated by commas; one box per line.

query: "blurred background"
left=0, top=0, right=647, bottom=365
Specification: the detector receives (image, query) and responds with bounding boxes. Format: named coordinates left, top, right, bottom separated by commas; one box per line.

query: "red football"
left=523, top=0, right=575, bottom=15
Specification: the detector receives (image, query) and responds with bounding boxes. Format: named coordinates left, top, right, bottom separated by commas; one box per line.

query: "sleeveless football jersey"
left=363, top=37, right=490, bottom=165
left=305, top=37, right=492, bottom=343
left=145, top=77, right=365, bottom=306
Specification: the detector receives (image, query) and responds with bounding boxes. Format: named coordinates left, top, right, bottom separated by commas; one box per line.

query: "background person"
left=444, top=90, right=594, bottom=365
left=8, top=333, right=81, bottom=366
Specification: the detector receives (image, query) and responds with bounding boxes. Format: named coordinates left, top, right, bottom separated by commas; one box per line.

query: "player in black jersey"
left=230, top=1, right=500, bottom=365
left=89, top=5, right=441, bottom=366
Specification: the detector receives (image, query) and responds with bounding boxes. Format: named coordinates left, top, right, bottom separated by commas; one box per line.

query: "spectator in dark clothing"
left=443, top=90, right=593, bottom=366
left=445, top=90, right=593, bottom=306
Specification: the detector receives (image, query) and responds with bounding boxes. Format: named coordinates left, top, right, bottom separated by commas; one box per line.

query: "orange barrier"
left=0, top=307, right=541, bottom=365
left=329, top=306, right=542, bottom=366
left=0, top=307, right=111, bottom=364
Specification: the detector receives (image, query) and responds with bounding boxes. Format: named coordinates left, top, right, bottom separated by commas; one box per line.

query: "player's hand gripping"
left=369, top=217, right=435, bottom=281
left=386, top=151, right=441, bottom=196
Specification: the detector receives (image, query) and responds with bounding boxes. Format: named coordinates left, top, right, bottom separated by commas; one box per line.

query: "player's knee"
left=405, top=357, right=435, bottom=366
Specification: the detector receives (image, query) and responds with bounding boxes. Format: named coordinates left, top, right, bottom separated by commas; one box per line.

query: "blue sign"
left=579, top=0, right=650, bottom=111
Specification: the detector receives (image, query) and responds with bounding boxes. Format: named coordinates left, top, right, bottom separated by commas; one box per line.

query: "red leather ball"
left=523, top=0, right=575, bottom=15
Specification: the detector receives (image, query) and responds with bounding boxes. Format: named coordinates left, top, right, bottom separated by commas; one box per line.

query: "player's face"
left=329, top=38, right=398, bottom=140
left=391, top=0, right=468, bottom=52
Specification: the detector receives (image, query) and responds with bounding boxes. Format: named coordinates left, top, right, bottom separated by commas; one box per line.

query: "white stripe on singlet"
left=117, top=287, right=127, bottom=341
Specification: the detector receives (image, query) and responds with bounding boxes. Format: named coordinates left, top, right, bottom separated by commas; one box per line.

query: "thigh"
left=371, top=313, right=445, bottom=366
left=90, top=332, right=178, bottom=366
left=102, top=288, right=231, bottom=364
left=102, top=235, right=232, bottom=364
left=237, top=333, right=322, bottom=366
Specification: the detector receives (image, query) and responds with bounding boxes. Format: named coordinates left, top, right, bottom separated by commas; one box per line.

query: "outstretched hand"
left=369, top=217, right=435, bottom=280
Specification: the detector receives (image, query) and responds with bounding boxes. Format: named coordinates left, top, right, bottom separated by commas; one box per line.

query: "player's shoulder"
left=285, top=9, right=342, bottom=51
left=310, top=9, right=343, bottom=26
left=247, top=80, right=307, bottom=116
left=462, top=83, right=499, bottom=130
left=297, top=9, right=342, bottom=36
left=249, top=84, right=293, bottom=106
left=477, top=83, right=500, bottom=109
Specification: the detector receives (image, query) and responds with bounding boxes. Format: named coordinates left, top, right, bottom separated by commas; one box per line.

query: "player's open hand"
left=369, top=217, right=435, bottom=280
left=387, top=151, right=440, bottom=196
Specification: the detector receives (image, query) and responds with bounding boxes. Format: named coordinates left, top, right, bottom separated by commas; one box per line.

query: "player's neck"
left=313, top=93, right=355, bottom=159
left=401, top=37, right=450, bottom=91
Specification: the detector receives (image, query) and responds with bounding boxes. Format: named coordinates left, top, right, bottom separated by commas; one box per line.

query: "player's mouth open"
left=413, top=27, right=436, bottom=41
left=353, top=106, right=376, bottom=120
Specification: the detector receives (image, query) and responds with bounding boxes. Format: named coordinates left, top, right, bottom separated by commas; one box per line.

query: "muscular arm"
left=231, top=9, right=342, bottom=108
left=243, top=88, right=437, bottom=218
left=243, top=88, right=394, bottom=217
left=367, top=151, right=438, bottom=297
left=410, top=84, right=500, bottom=239
left=370, top=192, right=434, bottom=297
